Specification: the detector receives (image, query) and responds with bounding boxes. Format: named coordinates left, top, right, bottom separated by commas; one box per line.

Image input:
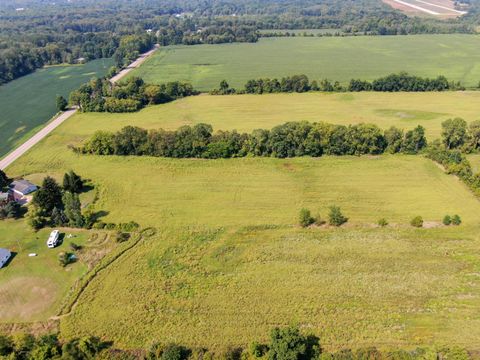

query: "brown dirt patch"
left=0, top=277, right=58, bottom=321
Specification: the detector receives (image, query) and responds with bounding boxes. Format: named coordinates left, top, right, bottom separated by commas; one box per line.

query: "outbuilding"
left=0, top=248, right=11, bottom=268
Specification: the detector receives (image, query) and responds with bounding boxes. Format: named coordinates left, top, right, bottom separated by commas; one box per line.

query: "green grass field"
left=130, top=35, right=480, bottom=91
left=3, top=92, right=480, bottom=350
left=53, top=92, right=480, bottom=140
left=0, top=58, right=113, bottom=158
left=0, top=222, right=92, bottom=323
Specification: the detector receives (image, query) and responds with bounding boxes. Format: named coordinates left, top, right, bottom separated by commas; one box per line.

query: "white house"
left=0, top=248, right=11, bottom=268
left=47, top=230, right=60, bottom=248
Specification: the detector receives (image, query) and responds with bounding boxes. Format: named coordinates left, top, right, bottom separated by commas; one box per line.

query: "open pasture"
left=44, top=91, right=480, bottom=140
left=130, top=35, right=480, bottom=91
left=0, top=58, right=113, bottom=159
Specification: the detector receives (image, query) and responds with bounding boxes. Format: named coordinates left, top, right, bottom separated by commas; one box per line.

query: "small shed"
left=0, top=248, right=11, bottom=268
left=9, top=179, right=37, bottom=197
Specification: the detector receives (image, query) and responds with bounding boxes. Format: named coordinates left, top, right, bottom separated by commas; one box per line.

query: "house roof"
left=0, top=193, right=9, bottom=201
left=10, top=179, right=37, bottom=194
left=0, top=248, right=11, bottom=258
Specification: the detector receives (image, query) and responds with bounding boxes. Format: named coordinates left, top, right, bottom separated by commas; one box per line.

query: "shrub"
left=443, top=215, right=452, bottom=226
left=299, top=208, right=314, bottom=228
left=93, top=222, right=106, bottom=230
left=451, top=214, right=462, bottom=225
left=58, top=252, right=75, bottom=267
left=70, top=242, right=82, bottom=251
left=377, top=218, right=388, bottom=227
left=250, top=342, right=268, bottom=358
left=105, top=223, right=116, bottom=230
left=115, top=231, right=131, bottom=243
left=328, top=206, right=348, bottom=226
left=410, top=216, right=423, bottom=228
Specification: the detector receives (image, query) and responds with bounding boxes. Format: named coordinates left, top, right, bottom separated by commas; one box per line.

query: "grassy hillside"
left=130, top=35, right=480, bottom=91
left=58, top=92, right=480, bottom=140
left=3, top=94, right=480, bottom=349
left=0, top=58, right=113, bottom=158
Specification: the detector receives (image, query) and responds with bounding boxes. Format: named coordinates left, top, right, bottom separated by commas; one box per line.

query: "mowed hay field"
left=130, top=35, right=480, bottom=91
left=0, top=58, right=113, bottom=158
left=53, top=91, right=480, bottom=140
left=4, top=92, right=480, bottom=350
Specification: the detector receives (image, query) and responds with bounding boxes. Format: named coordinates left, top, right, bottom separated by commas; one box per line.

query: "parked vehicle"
left=47, top=230, right=60, bottom=248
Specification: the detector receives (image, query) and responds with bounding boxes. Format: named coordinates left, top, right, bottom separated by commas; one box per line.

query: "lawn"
left=51, top=92, right=480, bottom=140
left=0, top=58, right=113, bottom=158
left=3, top=93, right=480, bottom=350
left=130, top=35, right=480, bottom=91
left=0, top=222, right=91, bottom=323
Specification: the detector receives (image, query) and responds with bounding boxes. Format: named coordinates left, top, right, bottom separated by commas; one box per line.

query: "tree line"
left=1, top=0, right=478, bottom=85
left=69, top=77, right=197, bottom=113
left=0, top=326, right=472, bottom=360
left=212, top=73, right=464, bottom=95
left=78, top=122, right=427, bottom=159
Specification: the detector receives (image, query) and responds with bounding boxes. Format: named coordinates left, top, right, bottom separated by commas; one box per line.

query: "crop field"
left=0, top=58, right=114, bottom=159
left=130, top=35, right=480, bottom=91
left=382, top=0, right=467, bottom=18
left=3, top=92, right=480, bottom=350
left=50, top=91, right=480, bottom=140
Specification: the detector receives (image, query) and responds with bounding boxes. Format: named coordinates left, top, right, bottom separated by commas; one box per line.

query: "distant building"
left=9, top=179, right=37, bottom=197
left=0, top=248, right=11, bottom=268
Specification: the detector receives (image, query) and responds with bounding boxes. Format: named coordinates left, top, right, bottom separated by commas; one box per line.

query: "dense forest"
left=1, top=0, right=479, bottom=84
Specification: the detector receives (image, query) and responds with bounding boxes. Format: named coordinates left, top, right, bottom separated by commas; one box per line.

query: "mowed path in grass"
left=56, top=92, right=480, bottom=140
left=0, top=58, right=113, bottom=158
left=130, top=35, right=480, bottom=90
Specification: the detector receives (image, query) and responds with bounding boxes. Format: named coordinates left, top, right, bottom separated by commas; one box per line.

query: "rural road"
left=0, top=45, right=159, bottom=171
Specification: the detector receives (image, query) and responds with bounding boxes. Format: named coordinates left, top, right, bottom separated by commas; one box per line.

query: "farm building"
left=0, top=248, right=12, bottom=268
left=9, top=179, right=37, bottom=196
left=0, top=192, right=11, bottom=203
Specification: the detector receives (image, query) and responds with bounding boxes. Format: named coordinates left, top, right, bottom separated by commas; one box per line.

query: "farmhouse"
left=8, top=179, right=37, bottom=205
left=0, top=248, right=12, bottom=268
left=9, top=179, right=37, bottom=196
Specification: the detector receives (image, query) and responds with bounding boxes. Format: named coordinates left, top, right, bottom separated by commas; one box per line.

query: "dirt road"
left=0, top=46, right=159, bottom=171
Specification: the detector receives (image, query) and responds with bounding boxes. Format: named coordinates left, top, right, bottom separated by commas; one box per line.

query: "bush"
left=115, top=231, right=131, bottom=243
left=93, top=222, right=106, bottom=230
left=328, top=206, right=348, bottom=226
left=410, top=216, right=423, bottom=228
left=451, top=214, right=462, bottom=225
left=250, top=342, right=268, bottom=358
left=70, top=242, right=82, bottom=251
left=299, top=208, right=314, bottom=228
left=58, top=252, right=75, bottom=267
left=443, top=215, right=452, bottom=226
left=377, top=218, right=388, bottom=227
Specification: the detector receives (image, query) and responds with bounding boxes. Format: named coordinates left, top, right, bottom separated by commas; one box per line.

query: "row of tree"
left=69, top=77, right=197, bottom=113
left=0, top=170, right=21, bottom=220
left=0, top=326, right=472, bottom=360
left=212, top=73, right=463, bottom=95
left=79, top=122, right=428, bottom=159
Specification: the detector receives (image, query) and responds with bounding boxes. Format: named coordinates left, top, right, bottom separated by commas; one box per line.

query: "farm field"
left=0, top=58, right=114, bottom=159
left=382, top=0, right=467, bottom=17
left=129, top=35, right=480, bottom=91
left=3, top=92, right=480, bottom=350
left=48, top=91, right=480, bottom=140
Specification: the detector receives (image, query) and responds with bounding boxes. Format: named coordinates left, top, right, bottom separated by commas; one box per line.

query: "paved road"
left=0, top=46, right=159, bottom=171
